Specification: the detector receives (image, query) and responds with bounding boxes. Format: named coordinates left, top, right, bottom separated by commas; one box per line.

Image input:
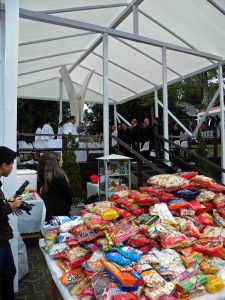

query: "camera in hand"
left=13, top=180, right=35, bottom=215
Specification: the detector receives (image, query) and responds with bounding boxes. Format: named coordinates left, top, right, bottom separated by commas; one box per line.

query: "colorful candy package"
left=176, top=171, right=198, bottom=180
left=150, top=203, right=177, bottom=225
left=190, top=175, right=215, bottom=188
left=139, top=186, right=165, bottom=196
left=189, top=200, right=206, bottom=215
left=195, top=189, right=215, bottom=203
left=59, top=246, right=91, bottom=268
left=197, top=213, right=215, bottom=226
left=204, top=275, right=224, bottom=293
left=101, top=283, right=138, bottom=300
left=160, top=193, right=176, bottom=202
left=126, top=233, right=155, bottom=248
left=105, top=252, right=132, bottom=266
left=91, top=272, right=114, bottom=300
left=212, top=193, right=225, bottom=209
left=83, top=213, right=107, bottom=229
left=179, top=208, right=195, bottom=218
left=194, top=239, right=224, bottom=257
left=82, top=249, right=105, bottom=272
left=101, top=208, right=120, bottom=221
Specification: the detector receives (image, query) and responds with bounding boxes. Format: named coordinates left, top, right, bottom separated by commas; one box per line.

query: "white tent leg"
left=162, top=47, right=170, bottom=164
left=154, top=90, right=159, bottom=118
left=59, top=78, right=63, bottom=123
left=103, top=33, right=109, bottom=157
left=219, top=64, right=225, bottom=184
left=0, top=0, right=19, bottom=292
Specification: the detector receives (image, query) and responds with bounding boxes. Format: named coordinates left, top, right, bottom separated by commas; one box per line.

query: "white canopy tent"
left=1, top=0, right=225, bottom=293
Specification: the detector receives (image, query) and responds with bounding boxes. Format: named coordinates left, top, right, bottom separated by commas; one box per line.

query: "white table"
left=18, top=194, right=46, bottom=234
left=39, top=239, right=78, bottom=300
left=86, top=182, right=99, bottom=198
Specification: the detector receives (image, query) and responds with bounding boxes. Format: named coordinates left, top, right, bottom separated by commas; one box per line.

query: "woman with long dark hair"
left=44, top=152, right=72, bottom=223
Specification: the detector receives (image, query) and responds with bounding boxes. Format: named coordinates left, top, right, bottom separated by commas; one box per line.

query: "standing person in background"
left=41, top=119, right=54, bottom=141
left=111, top=125, right=118, bottom=148
left=188, top=120, right=195, bottom=132
left=130, top=118, right=142, bottom=153
left=57, top=121, right=65, bottom=139
left=37, top=153, right=50, bottom=197
left=63, top=116, right=78, bottom=142
left=141, top=118, right=154, bottom=159
left=44, top=152, right=72, bottom=223
left=34, top=123, right=42, bottom=142
left=0, top=146, right=23, bottom=300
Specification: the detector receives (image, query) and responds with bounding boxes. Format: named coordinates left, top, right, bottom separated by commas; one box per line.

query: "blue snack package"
left=118, top=246, right=142, bottom=262
left=174, top=189, right=200, bottom=201
left=105, top=252, right=132, bottom=266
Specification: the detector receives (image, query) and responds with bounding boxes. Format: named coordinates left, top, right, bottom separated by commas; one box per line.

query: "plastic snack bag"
left=117, top=246, right=142, bottom=262
left=148, top=174, right=189, bottom=191
left=150, top=203, right=176, bottom=225
left=205, top=275, right=224, bottom=293
left=101, top=283, right=138, bottom=300
left=101, top=208, right=120, bottom=221
left=194, top=239, right=224, bottom=257
left=83, top=213, right=107, bottom=229
left=70, top=224, right=103, bottom=242
left=91, top=272, right=114, bottom=300
left=174, top=189, right=200, bottom=200
left=188, top=200, right=206, bottom=215
left=167, top=199, right=191, bottom=211
left=139, top=186, right=165, bottom=196
left=190, top=175, right=215, bottom=188
left=176, top=171, right=198, bottom=180
left=59, top=268, right=89, bottom=296
left=82, top=250, right=105, bottom=273
left=126, top=233, right=155, bottom=248
left=179, top=208, right=195, bottom=218
left=200, top=226, right=222, bottom=240
left=212, top=193, right=225, bottom=209
left=195, top=189, right=215, bottom=203
left=105, top=252, right=132, bottom=266
left=48, top=242, right=69, bottom=258
left=59, top=246, right=91, bottom=268
left=144, top=282, right=175, bottom=300
left=135, top=263, right=165, bottom=288
left=196, top=213, right=215, bottom=226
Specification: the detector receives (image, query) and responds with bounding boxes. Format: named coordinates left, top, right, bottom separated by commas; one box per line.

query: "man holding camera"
left=0, top=146, right=22, bottom=300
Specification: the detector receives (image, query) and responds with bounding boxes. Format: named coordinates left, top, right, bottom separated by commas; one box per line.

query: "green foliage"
left=62, top=134, right=85, bottom=204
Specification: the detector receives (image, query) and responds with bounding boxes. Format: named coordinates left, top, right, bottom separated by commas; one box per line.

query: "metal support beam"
left=117, top=112, right=131, bottom=126
left=18, top=63, right=72, bottom=76
left=79, top=64, right=137, bottom=95
left=103, top=33, right=109, bottom=157
left=16, top=6, right=223, bottom=61
left=133, top=4, right=139, bottom=35
left=207, top=0, right=225, bottom=15
left=114, top=104, right=117, bottom=129
left=92, top=51, right=156, bottom=85
left=138, top=8, right=215, bottom=64
left=39, top=3, right=128, bottom=14
left=0, top=0, right=19, bottom=292
left=193, top=88, right=220, bottom=136
left=19, top=32, right=95, bottom=46
left=18, top=76, right=59, bottom=88
left=219, top=64, right=225, bottom=183
left=59, top=79, right=63, bottom=123
left=154, top=90, right=159, bottom=118
left=157, top=99, right=192, bottom=136
left=115, top=37, right=182, bottom=77
left=162, top=47, right=170, bottom=163
left=19, top=49, right=85, bottom=64
left=68, top=0, right=144, bottom=73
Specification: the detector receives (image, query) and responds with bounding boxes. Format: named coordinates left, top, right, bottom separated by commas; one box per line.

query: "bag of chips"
left=117, top=198, right=148, bottom=215
left=59, top=246, right=91, bottom=268
left=91, top=272, right=114, bottom=300
left=59, top=268, right=89, bottom=296
left=101, top=283, right=138, bottom=300
left=195, top=189, right=215, bottom=203
left=212, top=193, right=225, bottom=209
left=150, top=203, right=177, bottom=225
left=83, top=213, right=107, bottom=229
left=205, top=275, right=225, bottom=293
left=139, top=186, right=165, bottom=196
left=189, top=200, right=206, bottom=215
left=200, top=260, right=219, bottom=274
left=100, top=208, right=120, bottom=221
left=126, top=233, right=155, bottom=248
left=179, top=208, right=195, bottom=218
left=190, top=175, right=215, bottom=188
left=197, top=213, right=215, bottom=226
left=105, top=252, right=132, bottom=266
left=167, top=199, right=191, bottom=211
left=179, top=219, right=201, bottom=239
left=70, top=224, right=103, bottom=242
left=160, top=229, right=188, bottom=248
left=160, top=193, right=175, bottom=202
left=209, top=183, right=225, bottom=193
left=118, top=246, right=142, bottom=262
left=174, top=189, right=200, bottom=200
left=176, top=171, right=198, bottom=180
left=148, top=174, right=189, bottom=191
left=57, top=260, right=72, bottom=273
left=201, top=226, right=222, bottom=240
left=194, top=239, right=224, bottom=257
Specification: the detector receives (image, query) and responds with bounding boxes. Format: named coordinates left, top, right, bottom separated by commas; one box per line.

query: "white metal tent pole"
left=114, top=104, right=117, bottom=129
left=103, top=33, right=109, bottom=156
left=219, top=64, right=225, bottom=184
left=59, top=78, right=63, bottom=123
left=133, top=4, right=139, bottom=35
left=0, top=0, right=19, bottom=292
left=154, top=90, right=159, bottom=118
left=162, top=47, right=170, bottom=163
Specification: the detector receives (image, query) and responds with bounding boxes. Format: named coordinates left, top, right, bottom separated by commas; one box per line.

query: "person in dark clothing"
left=141, top=118, right=154, bottom=159
left=130, top=119, right=142, bottom=154
left=0, top=146, right=23, bottom=300
left=44, top=152, right=72, bottom=223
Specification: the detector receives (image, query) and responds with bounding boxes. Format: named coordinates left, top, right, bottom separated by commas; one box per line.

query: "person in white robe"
left=63, top=116, right=78, bottom=142
left=41, top=120, right=54, bottom=140
left=35, top=126, right=42, bottom=141
left=57, top=121, right=64, bottom=139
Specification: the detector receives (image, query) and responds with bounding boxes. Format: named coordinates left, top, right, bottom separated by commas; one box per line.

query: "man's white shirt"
left=41, top=124, right=54, bottom=140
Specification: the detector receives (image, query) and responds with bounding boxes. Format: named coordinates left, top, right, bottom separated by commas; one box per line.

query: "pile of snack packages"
left=43, top=172, right=225, bottom=300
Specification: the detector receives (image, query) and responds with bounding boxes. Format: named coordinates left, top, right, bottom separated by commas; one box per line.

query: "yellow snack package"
left=101, top=208, right=119, bottom=220
left=205, top=275, right=225, bottom=293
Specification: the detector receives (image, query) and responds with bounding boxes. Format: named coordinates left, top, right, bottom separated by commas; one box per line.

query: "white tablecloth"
left=18, top=194, right=46, bottom=234
left=39, top=239, right=78, bottom=300
left=86, top=182, right=99, bottom=198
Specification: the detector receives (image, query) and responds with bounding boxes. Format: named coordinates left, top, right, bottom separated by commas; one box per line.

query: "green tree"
left=62, top=134, right=85, bottom=204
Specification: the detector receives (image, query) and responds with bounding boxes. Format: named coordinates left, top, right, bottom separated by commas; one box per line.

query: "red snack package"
left=117, top=198, right=147, bottom=215
left=134, top=193, right=160, bottom=206
left=197, top=213, right=215, bottom=226
left=189, top=200, right=206, bottom=215
left=179, top=208, right=195, bottom=218
left=111, top=206, right=131, bottom=218
left=126, top=233, right=154, bottom=248
left=194, top=239, right=224, bottom=257
left=128, top=190, right=138, bottom=199
left=177, top=171, right=198, bottom=180
left=191, top=175, right=215, bottom=188
left=160, top=230, right=188, bottom=248
left=109, top=193, right=120, bottom=201
left=109, top=218, right=140, bottom=245
left=201, top=226, right=222, bottom=241
left=70, top=224, right=103, bottom=242
left=59, top=247, right=91, bottom=268
left=216, top=207, right=225, bottom=218
left=139, top=186, right=165, bottom=196
left=179, top=219, right=201, bottom=239
left=79, top=209, right=89, bottom=216
left=139, top=244, right=159, bottom=254
left=209, top=183, right=225, bottom=193
left=90, top=174, right=99, bottom=184
left=202, top=202, right=213, bottom=213
left=160, top=193, right=175, bottom=202
left=167, top=199, right=191, bottom=211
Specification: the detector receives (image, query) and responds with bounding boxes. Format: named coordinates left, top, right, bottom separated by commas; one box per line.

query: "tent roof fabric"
left=17, top=0, right=225, bottom=104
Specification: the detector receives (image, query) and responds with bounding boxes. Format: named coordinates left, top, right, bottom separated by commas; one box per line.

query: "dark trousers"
left=0, top=245, right=16, bottom=300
